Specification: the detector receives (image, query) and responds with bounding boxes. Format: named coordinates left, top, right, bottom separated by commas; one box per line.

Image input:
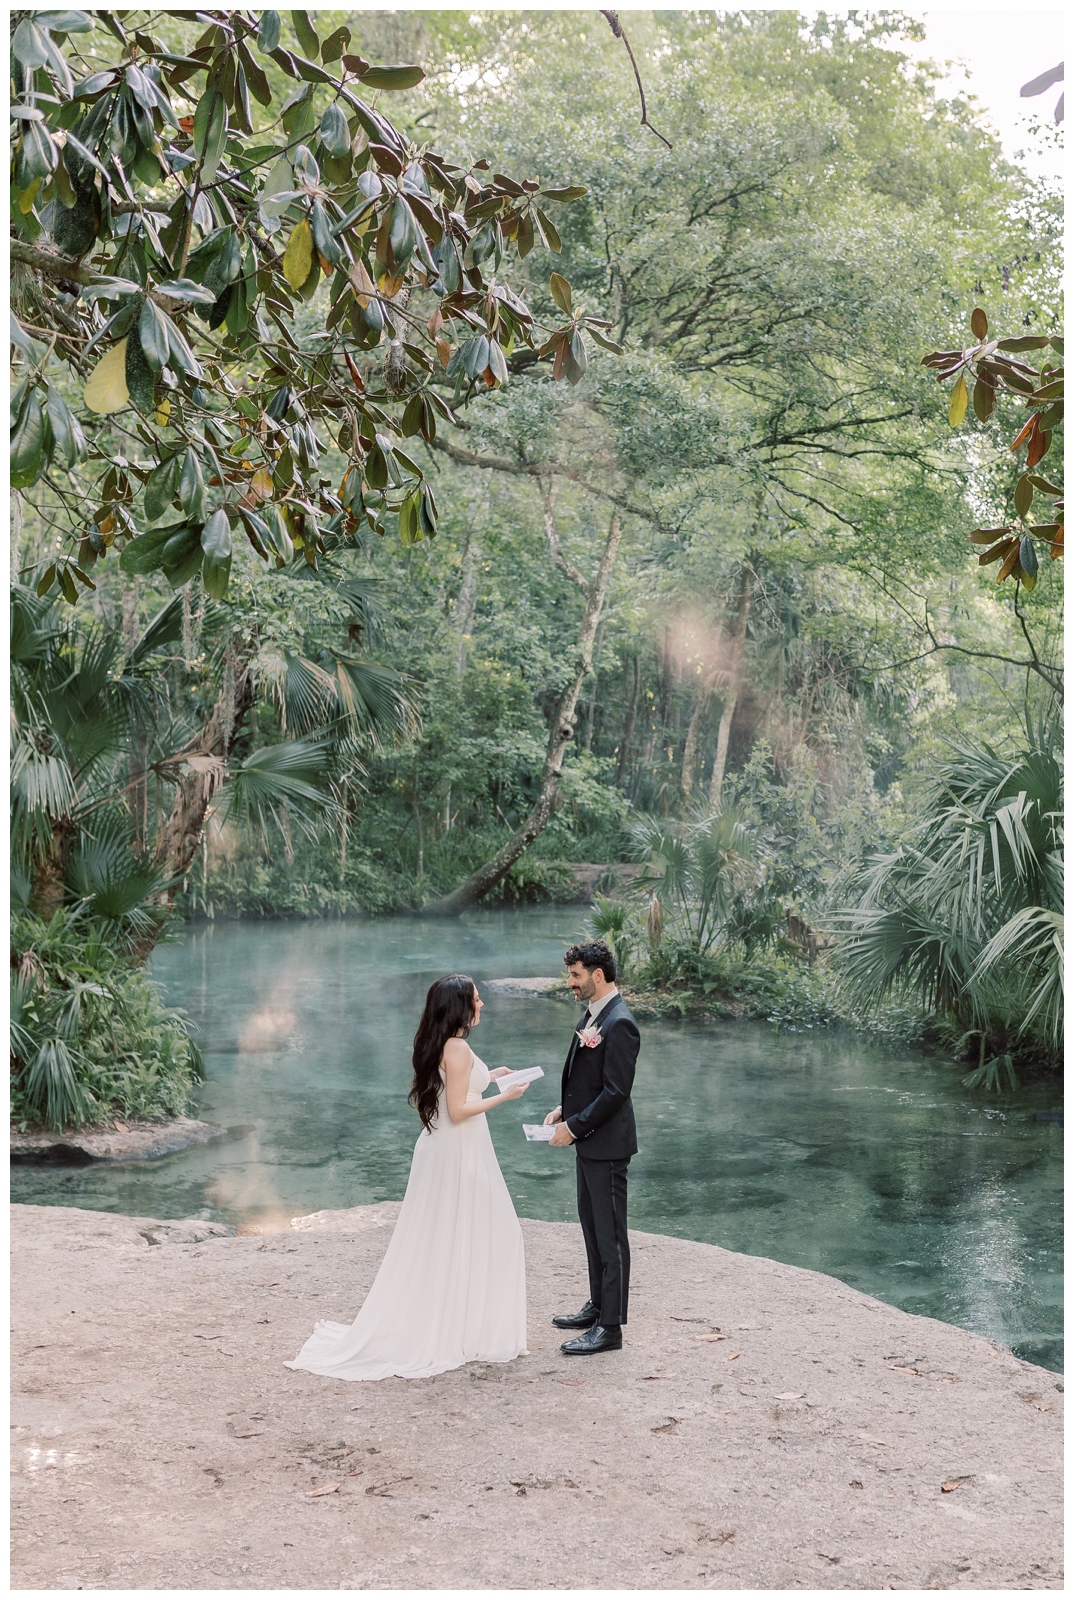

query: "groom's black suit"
left=561, top=992, right=640, bottom=1328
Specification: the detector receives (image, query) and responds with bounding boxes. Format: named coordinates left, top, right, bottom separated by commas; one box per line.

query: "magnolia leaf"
left=125, top=333, right=156, bottom=413
left=138, top=298, right=170, bottom=370
left=549, top=272, right=573, bottom=315
left=971, top=377, right=995, bottom=422
left=970, top=307, right=988, bottom=340
left=997, top=542, right=1022, bottom=582
left=1019, top=534, right=1039, bottom=581
left=84, top=339, right=130, bottom=413
left=258, top=10, right=281, bottom=52
left=1014, top=476, right=1034, bottom=518
left=540, top=185, right=588, bottom=201
left=155, top=279, right=217, bottom=304
left=948, top=374, right=968, bottom=425
left=359, top=64, right=425, bottom=91
left=318, top=102, right=350, bottom=157
left=282, top=218, right=313, bottom=289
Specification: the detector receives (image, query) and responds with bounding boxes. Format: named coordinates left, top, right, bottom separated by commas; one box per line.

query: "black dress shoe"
left=560, top=1324, right=623, bottom=1355
left=551, top=1300, right=599, bottom=1330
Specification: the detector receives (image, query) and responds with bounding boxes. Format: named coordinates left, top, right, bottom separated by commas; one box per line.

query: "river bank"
left=11, top=1201, right=1062, bottom=1590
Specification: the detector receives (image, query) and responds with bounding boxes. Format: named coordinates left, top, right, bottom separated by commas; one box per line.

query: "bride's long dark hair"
left=410, top=974, right=478, bottom=1132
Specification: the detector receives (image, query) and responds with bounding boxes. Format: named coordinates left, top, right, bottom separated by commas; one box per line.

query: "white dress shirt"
left=579, top=985, right=619, bottom=1027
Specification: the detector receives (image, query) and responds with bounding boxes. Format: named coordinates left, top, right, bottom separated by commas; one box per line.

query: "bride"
left=285, top=974, right=530, bottom=1381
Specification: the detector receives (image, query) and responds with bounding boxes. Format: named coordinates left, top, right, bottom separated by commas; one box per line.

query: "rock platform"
left=10, top=1202, right=1062, bottom=1590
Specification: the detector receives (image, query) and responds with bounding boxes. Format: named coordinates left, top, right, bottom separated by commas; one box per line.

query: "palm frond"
left=215, top=738, right=335, bottom=839
left=973, top=907, right=1064, bottom=1044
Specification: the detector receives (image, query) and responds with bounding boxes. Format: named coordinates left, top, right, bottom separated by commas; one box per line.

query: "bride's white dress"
left=285, top=1049, right=528, bottom=1381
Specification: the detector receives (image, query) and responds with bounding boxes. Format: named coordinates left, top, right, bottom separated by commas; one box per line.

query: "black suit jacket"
left=561, top=992, right=639, bottom=1161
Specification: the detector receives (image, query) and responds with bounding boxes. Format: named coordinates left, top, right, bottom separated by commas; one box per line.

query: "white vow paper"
left=494, top=1065, right=545, bottom=1095
left=522, top=1123, right=556, bottom=1142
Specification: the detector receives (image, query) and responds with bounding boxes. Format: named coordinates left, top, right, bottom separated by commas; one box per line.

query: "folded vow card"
left=522, top=1123, right=556, bottom=1141
left=495, top=1065, right=545, bottom=1095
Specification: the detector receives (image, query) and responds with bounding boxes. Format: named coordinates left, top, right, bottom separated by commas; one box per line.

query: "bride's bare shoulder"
left=441, top=1036, right=473, bottom=1071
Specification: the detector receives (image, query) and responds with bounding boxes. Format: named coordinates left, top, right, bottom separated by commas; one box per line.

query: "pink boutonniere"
left=576, top=1025, right=602, bottom=1049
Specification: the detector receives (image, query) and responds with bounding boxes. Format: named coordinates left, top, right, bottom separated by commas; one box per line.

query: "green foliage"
left=632, top=809, right=756, bottom=957
left=10, top=908, right=201, bottom=1130
left=10, top=7, right=599, bottom=604
left=835, top=727, right=1063, bottom=1077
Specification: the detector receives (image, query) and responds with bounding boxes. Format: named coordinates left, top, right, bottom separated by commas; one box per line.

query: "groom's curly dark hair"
left=564, top=940, right=617, bottom=983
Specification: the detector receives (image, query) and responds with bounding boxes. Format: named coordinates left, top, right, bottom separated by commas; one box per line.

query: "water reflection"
left=11, top=909, right=1063, bottom=1370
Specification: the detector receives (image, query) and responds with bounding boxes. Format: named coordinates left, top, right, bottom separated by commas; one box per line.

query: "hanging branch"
left=600, top=10, right=673, bottom=150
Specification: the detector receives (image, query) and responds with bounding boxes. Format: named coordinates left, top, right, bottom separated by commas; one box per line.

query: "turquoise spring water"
left=12, top=908, right=1063, bottom=1370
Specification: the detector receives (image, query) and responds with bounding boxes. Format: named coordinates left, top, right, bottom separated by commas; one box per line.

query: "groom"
left=545, top=939, right=640, bottom=1355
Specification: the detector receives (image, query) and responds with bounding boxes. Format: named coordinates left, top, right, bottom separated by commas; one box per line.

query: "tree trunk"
left=453, top=534, right=479, bottom=676
left=681, top=650, right=721, bottom=805
left=616, top=654, right=640, bottom=786
left=151, top=633, right=255, bottom=908
left=709, top=564, right=754, bottom=806
left=30, top=816, right=77, bottom=918
left=12, top=491, right=24, bottom=584
left=427, top=508, right=624, bottom=916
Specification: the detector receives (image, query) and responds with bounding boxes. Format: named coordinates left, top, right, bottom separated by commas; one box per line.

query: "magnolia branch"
left=600, top=10, right=672, bottom=149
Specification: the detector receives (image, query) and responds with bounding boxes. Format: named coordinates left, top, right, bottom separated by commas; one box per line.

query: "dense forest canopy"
left=9, top=9, right=1063, bottom=1125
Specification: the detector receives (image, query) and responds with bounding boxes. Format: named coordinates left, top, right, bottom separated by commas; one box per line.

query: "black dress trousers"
left=576, top=1154, right=631, bottom=1326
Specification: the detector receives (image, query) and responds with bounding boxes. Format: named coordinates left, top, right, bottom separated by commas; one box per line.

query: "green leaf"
left=258, top=11, right=281, bottom=52
left=58, top=566, right=79, bottom=606
left=194, top=89, right=228, bottom=183
left=156, top=278, right=217, bottom=304
left=1019, top=534, right=1039, bottom=581
left=359, top=64, right=425, bottom=91
left=320, top=24, right=351, bottom=64
left=971, top=376, right=995, bottom=422
left=534, top=206, right=562, bottom=252
left=125, top=334, right=156, bottom=412
left=164, top=317, right=201, bottom=379
left=45, top=388, right=86, bottom=467
left=318, top=102, right=350, bottom=157
left=549, top=272, right=573, bottom=315
left=178, top=447, right=207, bottom=519
left=144, top=455, right=181, bottom=521
left=291, top=10, right=320, bottom=57
left=201, top=506, right=233, bottom=562
left=119, top=522, right=180, bottom=576
left=1014, top=476, right=1034, bottom=518
left=588, top=327, right=625, bottom=355
left=996, top=336, right=1051, bottom=351
left=11, top=387, right=48, bottom=488
left=162, top=523, right=204, bottom=588
left=12, top=20, right=50, bottom=69
left=138, top=298, right=170, bottom=370
left=34, top=11, right=94, bottom=32
left=539, top=186, right=588, bottom=201
left=21, top=118, right=58, bottom=179
left=389, top=195, right=417, bottom=269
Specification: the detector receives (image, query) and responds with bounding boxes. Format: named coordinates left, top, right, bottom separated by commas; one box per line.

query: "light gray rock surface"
left=483, top=976, right=564, bottom=998
left=10, top=1115, right=225, bottom=1164
left=10, top=1202, right=1062, bottom=1590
